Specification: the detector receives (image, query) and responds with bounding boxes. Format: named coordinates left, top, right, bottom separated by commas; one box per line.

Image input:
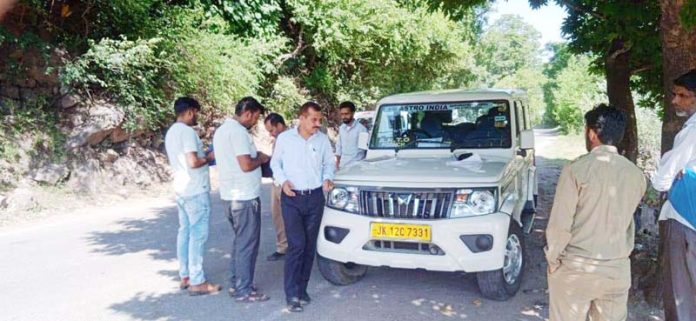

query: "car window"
left=370, top=100, right=512, bottom=150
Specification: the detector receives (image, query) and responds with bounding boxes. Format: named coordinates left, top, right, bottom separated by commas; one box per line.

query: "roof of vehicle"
left=377, top=88, right=527, bottom=105
left=354, top=111, right=375, bottom=118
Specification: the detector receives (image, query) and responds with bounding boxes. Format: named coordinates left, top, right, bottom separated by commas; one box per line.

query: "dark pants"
left=661, top=219, right=696, bottom=321
left=226, top=198, right=261, bottom=296
left=281, top=188, right=324, bottom=302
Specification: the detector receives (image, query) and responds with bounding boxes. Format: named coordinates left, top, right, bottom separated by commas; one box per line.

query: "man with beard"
left=164, top=97, right=221, bottom=296
left=335, top=101, right=367, bottom=169
left=652, top=69, right=696, bottom=320
left=271, top=102, right=335, bottom=312
left=213, top=96, right=270, bottom=303
left=546, top=105, right=646, bottom=321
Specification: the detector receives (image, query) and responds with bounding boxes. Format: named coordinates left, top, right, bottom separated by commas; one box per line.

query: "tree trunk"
left=660, top=0, right=696, bottom=154
left=605, top=38, right=638, bottom=163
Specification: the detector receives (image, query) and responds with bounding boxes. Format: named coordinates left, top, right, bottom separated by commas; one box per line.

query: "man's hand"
left=547, top=262, right=560, bottom=274
left=257, top=152, right=270, bottom=164
left=323, top=179, right=334, bottom=192
left=282, top=181, right=296, bottom=197
left=206, top=151, right=215, bottom=162
left=675, top=169, right=685, bottom=181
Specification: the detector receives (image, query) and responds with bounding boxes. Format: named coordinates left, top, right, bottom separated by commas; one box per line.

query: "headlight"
left=327, top=186, right=360, bottom=213
left=450, top=189, right=497, bottom=218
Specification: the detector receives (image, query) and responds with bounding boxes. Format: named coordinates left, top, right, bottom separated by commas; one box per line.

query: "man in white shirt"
left=164, top=97, right=220, bottom=296
left=213, top=97, right=270, bottom=303
left=271, top=102, right=335, bottom=312
left=335, top=101, right=367, bottom=169
left=651, top=69, right=696, bottom=320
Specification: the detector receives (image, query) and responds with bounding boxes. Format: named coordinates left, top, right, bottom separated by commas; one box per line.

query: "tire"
left=476, top=221, right=525, bottom=301
left=317, top=254, right=368, bottom=286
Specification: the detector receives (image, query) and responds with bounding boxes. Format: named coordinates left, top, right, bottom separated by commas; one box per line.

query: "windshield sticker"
left=494, top=115, right=507, bottom=122
left=398, top=104, right=458, bottom=112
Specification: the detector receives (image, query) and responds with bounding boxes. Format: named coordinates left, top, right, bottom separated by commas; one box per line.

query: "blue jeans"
left=176, top=192, right=211, bottom=286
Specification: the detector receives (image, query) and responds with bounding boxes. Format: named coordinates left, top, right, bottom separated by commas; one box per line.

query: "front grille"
left=363, top=240, right=445, bottom=256
left=359, top=190, right=453, bottom=219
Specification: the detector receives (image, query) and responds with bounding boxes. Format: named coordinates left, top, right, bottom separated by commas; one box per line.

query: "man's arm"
left=231, top=130, right=268, bottom=172
left=237, top=153, right=269, bottom=172
left=322, top=135, right=336, bottom=191
left=186, top=152, right=211, bottom=169
left=270, top=136, right=288, bottom=187
left=652, top=128, right=696, bottom=191
left=545, top=164, right=578, bottom=271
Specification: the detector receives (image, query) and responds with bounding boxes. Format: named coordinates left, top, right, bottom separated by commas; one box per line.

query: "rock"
left=98, top=149, right=119, bottom=163
left=59, top=94, right=80, bottom=109
left=67, top=158, right=102, bottom=194
left=32, top=163, right=70, bottom=185
left=65, top=103, right=125, bottom=149
left=110, top=126, right=146, bottom=143
left=5, top=188, right=38, bottom=212
left=0, top=195, right=8, bottom=209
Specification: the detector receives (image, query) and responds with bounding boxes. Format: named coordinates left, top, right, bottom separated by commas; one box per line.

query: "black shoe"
left=286, top=298, right=303, bottom=312
left=266, top=252, right=285, bottom=261
left=299, top=293, right=311, bottom=306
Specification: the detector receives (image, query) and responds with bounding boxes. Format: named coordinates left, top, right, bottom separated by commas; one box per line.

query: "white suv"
left=317, top=89, right=537, bottom=301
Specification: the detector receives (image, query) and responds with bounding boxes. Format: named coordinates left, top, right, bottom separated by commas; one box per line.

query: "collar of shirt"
left=341, top=120, right=358, bottom=131
left=290, top=126, right=322, bottom=141
left=684, top=112, right=696, bottom=128
left=590, top=145, right=618, bottom=154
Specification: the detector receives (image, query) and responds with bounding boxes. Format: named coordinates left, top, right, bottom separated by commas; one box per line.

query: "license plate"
left=370, top=223, right=431, bottom=242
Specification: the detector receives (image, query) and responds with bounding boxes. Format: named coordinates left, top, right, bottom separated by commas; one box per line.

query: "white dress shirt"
left=336, top=119, right=368, bottom=168
left=271, top=128, right=335, bottom=190
left=652, top=112, right=696, bottom=230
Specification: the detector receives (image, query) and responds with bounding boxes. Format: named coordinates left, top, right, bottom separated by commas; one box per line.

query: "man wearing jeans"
left=271, top=102, right=335, bottom=312
left=164, top=97, right=221, bottom=296
left=213, top=97, right=270, bottom=303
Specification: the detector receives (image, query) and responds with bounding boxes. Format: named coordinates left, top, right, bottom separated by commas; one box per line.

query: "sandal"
left=235, top=292, right=270, bottom=303
left=227, top=285, right=259, bottom=297
left=179, top=277, right=190, bottom=290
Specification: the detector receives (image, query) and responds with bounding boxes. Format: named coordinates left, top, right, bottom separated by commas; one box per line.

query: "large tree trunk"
left=605, top=38, right=638, bottom=163
left=660, top=0, right=696, bottom=154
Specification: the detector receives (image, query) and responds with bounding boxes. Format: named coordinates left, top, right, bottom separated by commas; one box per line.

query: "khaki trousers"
left=271, top=184, right=288, bottom=254
left=548, top=258, right=630, bottom=321
left=660, top=219, right=696, bottom=321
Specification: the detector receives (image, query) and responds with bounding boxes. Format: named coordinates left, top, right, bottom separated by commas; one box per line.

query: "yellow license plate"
left=370, top=223, right=431, bottom=242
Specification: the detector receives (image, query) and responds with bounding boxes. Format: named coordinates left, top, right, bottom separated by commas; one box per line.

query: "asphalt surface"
left=0, top=131, right=579, bottom=321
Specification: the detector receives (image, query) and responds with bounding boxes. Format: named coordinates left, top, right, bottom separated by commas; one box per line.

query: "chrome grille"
left=359, top=190, right=453, bottom=219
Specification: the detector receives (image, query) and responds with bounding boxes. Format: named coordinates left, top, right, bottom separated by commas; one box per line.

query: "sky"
left=488, top=0, right=567, bottom=45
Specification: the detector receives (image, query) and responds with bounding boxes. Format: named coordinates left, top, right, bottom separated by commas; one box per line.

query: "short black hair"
left=299, top=101, right=322, bottom=116
left=174, top=97, right=201, bottom=116
left=338, top=101, right=356, bottom=112
left=674, top=69, right=696, bottom=93
left=584, top=104, right=627, bottom=146
left=264, top=112, right=286, bottom=126
left=235, top=96, right=265, bottom=116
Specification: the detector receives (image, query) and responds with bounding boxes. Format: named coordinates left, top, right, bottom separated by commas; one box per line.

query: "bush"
left=60, top=37, right=172, bottom=131
left=264, top=76, right=308, bottom=120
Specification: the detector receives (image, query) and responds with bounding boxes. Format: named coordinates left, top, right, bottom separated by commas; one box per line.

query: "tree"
left=659, top=0, right=696, bottom=154
left=529, top=0, right=662, bottom=163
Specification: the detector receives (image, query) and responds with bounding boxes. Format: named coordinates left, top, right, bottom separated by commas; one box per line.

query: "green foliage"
left=0, top=97, right=66, bottom=163
left=60, top=37, right=172, bottom=131
left=264, top=76, right=308, bottom=120
left=680, top=0, right=696, bottom=29
left=199, top=0, right=285, bottom=37
left=548, top=54, right=606, bottom=133
left=476, top=14, right=542, bottom=87
left=289, top=0, right=478, bottom=105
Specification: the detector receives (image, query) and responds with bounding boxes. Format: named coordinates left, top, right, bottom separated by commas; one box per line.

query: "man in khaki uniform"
left=546, top=105, right=647, bottom=321
left=264, top=113, right=289, bottom=261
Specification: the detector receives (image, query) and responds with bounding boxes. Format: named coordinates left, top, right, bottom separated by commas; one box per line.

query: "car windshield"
left=370, top=100, right=512, bottom=150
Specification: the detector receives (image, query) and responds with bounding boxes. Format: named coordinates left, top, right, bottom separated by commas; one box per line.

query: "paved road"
left=0, top=131, right=589, bottom=321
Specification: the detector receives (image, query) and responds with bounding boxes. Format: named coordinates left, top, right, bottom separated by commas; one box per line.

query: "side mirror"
left=358, top=132, right=369, bottom=150
left=520, top=129, right=535, bottom=150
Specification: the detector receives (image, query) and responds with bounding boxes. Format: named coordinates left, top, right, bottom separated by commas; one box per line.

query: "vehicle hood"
left=337, top=155, right=511, bottom=184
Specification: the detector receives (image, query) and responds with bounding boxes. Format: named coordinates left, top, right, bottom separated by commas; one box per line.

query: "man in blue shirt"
left=271, top=102, right=335, bottom=312
left=335, top=101, right=367, bottom=169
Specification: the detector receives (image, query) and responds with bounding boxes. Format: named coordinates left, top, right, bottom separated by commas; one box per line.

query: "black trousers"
left=280, top=188, right=324, bottom=301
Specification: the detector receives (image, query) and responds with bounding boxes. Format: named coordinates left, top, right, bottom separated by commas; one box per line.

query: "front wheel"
left=317, top=254, right=368, bottom=286
left=475, top=221, right=525, bottom=301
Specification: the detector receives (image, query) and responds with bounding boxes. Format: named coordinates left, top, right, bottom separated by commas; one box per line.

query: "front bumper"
left=317, top=207, right=511, bottom=273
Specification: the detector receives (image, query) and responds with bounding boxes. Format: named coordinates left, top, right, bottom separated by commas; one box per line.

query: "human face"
left=672, top=85, right=696, bottom=118
left=264, top=121, right=285, bottom=138
left=240, top=110, right=262, bottom=129
left=299, top=107, right=323, bottom=135
left=184, top=108, right=199, bottom=126
left=339, top=107, right=354, bottom=125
